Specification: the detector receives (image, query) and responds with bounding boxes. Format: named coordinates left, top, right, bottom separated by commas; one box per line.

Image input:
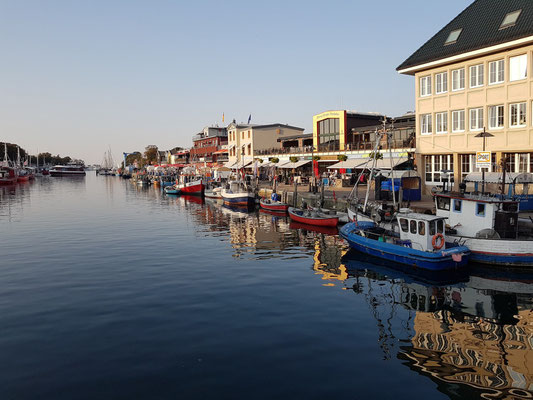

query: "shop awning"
left=464, top=172, right=533, bottom=184
left=213, top=148, right=228, bottom=154
left=379, top=170, right=419, bottom=179
left=327, top=159, right=367, bottom=169
left=224, top=161, right=238, bottom=169
left=278, top=160, right=312, bottom=169
left=354, top=156, right=408, bottom=170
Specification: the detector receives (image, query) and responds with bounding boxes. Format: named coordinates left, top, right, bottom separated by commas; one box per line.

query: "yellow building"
left=398, top=0, right=533, bottom=192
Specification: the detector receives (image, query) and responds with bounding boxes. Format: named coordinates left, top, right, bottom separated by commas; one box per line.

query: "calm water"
left=1, top=174, right=532, bottom=400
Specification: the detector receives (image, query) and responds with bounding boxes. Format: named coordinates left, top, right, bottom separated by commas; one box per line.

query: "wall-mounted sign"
left=476, top=151, right=491, bottom=169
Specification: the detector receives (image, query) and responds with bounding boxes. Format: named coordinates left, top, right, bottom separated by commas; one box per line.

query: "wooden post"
left=294, top=180, right=298, bottom=207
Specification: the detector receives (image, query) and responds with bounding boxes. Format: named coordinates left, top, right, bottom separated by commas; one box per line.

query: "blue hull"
left=222, top=196, right=255, bottom=207
left=340, top=223, right=470, bottom=271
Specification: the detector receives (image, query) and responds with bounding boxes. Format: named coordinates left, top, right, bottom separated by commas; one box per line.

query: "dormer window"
left=445, top=29, right=462, bottom=45
left=500, top=10, right=521, bottom=30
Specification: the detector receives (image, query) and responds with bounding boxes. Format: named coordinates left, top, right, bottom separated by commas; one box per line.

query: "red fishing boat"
left=288, top=207, right=339, bottom=227
left=0, top=166, right=17, bottom=185
left=17, top=170, right=31, bottom=182
left=176, top=176, right=204, bottom=196
left=259, top=198, right=289, bottom=212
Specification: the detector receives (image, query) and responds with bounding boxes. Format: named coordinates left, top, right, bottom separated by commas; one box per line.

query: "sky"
left=0, top=0, right=473, bottom=164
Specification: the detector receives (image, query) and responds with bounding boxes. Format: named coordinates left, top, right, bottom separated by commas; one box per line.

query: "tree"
left=144, top=145, right=158, bottom=165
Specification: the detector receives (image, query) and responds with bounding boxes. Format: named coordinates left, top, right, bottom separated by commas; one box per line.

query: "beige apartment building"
left=398, top=0, right=533, bottom=192
left=226, top=122, right=304, bottom=167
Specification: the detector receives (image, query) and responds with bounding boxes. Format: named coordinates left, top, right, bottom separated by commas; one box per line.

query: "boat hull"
left=448, top=235, right=533, bottom=267
left=260, top=199, right=289, bottom=212
left=50, top=171, right=86, bottom=177
left=177, top=180, right=204, bottom=196
left=222, top=194, right=255, bottom=207
left=288, top=207, right=338, bottom=227
left=340, top=223, right=470, bottom=271
left=17, top=175, right=30, bottom=182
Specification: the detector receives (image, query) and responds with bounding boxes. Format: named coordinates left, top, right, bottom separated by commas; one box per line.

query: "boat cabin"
left=397, top=213, right=447, bottom=252
left=434, top=193, right=519, bottom=239
left=224, top=180, right=251, bottom=194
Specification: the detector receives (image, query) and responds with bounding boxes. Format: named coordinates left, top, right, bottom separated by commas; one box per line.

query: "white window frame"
left=435, top=72, right=448, bottom=94
left=469, top=64, right=484, bottom=88
left=469, top=108, right=484, bottom=131
left=451, top=110, right=465, bottom=132
left=510, top=54, right=528, bottom=82
left=489, top=59, right=505, bottom=85
left=489, top=105, right=505, bottom=129
left=420, top=114, right=432, bottom=135
left=510, top=102, right=526, bottom=128
left=435, top=112, right=448, bottom=134
left=452, top=68, right=465, bottom=91
left=420, top=76, right=432, bottom=97
left=424, top=154, right=454, bottom=185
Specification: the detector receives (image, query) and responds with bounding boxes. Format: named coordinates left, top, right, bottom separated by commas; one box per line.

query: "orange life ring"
left=432, top=233, right=445, bottom=250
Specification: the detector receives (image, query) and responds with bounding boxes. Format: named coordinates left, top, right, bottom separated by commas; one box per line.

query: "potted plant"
left=289, top=156, right=299, bottom=163
left=337, top=154, right=348, bottom=162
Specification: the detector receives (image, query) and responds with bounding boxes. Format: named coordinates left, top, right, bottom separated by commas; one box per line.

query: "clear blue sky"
left=0, top=0, right=472, bottom=164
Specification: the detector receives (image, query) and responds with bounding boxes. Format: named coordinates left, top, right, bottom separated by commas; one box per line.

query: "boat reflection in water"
left=342, top=251, right=533, bottom=399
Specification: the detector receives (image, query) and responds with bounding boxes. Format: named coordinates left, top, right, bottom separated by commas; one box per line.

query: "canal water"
left=1, top=174, right=532, bottom=400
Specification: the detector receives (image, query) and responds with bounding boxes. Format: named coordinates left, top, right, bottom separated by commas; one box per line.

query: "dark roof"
left=398, top=0, right=533, bottom=73
left=277, top=133, right=313, bottom=142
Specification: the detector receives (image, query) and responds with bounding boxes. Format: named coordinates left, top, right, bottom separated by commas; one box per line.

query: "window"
left=453, top=200, right=462, bottom=213
left=489, top=105, right=504, bottom=129
left=470, top=108, right=484, bottom=131
left=504, top=152, right=533, bottom=173
left=425, top=155, right=454, bottom=184
left=452, top=110, right=465, bottom=132
left=435, top=72, right=448, bottom=94
left=437, top=220, right=444, bottom=233
left=510, top=102, right=526, bottom=127
left=452, top=68, right=465, bottom=91
left=421, top=114, right=432, bottom=135
left=436, top=112, right=447, bottom=133
left=510, top=54, right=527, bottom=81
left=400, top=218, right=408, bottom=232
left=476, top=203, right=486, bottom=217
left=437, top=196, right=451, bottom=211
left=445, top=29, right=462, bottom=45
left=418, top=221, right=426, bottom=236
left=429, top=222, right=436, bottom=235
left=420, top=76, right=432, bottom=96
left=489, top=60, right=504, bottom=84
left=318, top=118, right=340, bottom=151
left=500, top=9, right=522, bottom=30
left=470, top=64, right=484, bottom=88
left=242, top=132, right=244, bottom=139
left=248, top=130, right=251, bottom=138
left=410, top=220, right=417, bottom=234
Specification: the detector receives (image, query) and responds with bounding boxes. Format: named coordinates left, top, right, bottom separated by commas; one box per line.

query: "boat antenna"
left=363, top=128, right=383, bottom=213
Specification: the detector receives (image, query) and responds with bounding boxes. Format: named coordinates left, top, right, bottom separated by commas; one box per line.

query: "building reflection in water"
left=342, top=253, right=533, bottom=400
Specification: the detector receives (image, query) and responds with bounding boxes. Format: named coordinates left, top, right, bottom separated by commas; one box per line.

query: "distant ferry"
left=50, top=165, right=86, bottom=177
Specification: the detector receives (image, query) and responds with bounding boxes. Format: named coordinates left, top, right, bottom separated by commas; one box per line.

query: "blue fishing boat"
left=340, top=213, right=470, bottom=271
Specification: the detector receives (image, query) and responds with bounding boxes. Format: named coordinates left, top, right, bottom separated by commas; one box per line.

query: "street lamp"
left=475, top=128, right=494, bottom=194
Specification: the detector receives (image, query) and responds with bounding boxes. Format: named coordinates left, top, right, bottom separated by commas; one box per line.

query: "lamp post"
left=475, top=128, right=494, bottom=195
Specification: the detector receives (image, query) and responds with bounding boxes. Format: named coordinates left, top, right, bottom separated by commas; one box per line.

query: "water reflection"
left=342, top=253, right=533, bottom=399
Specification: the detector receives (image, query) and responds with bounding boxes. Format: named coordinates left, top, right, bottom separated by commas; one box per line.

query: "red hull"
left=259, top=199, right=289, bottom=212
left=289, top=221, right=339, bottom=236
left=178, top=182, right=204, bottom=196
left=288, top=208, right=338, bottom=227
left=0, top=178, right=17, bottom=185
left=17, top=175, right=30, bottom=182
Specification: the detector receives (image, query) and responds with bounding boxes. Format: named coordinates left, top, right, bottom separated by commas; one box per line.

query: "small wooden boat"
left=260, top=198, right=289, bottom=212
left=164, top=185, right=181, bottom=195
left=318, top=208, right=349, bottom=224
left=288, top=207, right=339, bottom=227
left=339, top=213, right=470, bottom=271
left=259, top=208, right=288, bottom=218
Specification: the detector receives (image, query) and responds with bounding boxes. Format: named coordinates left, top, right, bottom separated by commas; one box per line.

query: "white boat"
left=205, top=186, right=222, bottom=199
left=49, top=164, right=86, bottom=177
left=434, top=191, right=533, bottom=267
left=221, top=181, right=255, bottom=207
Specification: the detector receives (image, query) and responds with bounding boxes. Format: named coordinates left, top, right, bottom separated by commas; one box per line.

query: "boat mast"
left=363, top=129, right=383, bottom=213
left=387, top=119, right=397, bottom=210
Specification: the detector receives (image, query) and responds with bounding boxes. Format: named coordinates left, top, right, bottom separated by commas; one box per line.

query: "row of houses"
left=166, top=0, right=533, bottom=193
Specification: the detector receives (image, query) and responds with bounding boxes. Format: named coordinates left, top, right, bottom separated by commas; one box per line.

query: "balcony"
left=255, top=146, right=314, bottom=156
